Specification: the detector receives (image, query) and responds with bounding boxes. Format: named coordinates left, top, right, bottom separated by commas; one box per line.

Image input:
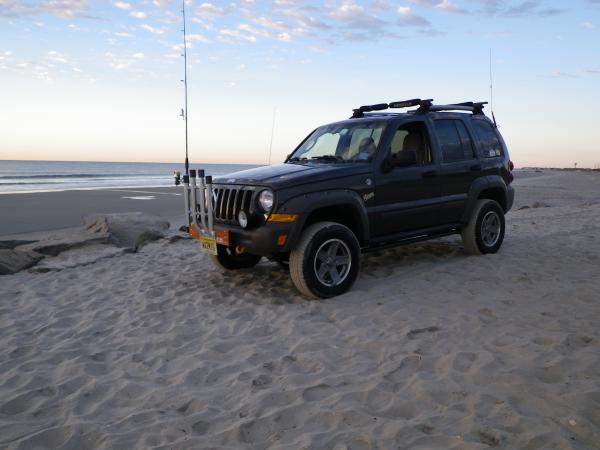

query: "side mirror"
left=392, top=150, right=417, bottom=167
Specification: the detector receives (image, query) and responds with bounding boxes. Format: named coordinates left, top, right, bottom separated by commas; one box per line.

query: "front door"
left=372, top=119, right=442, bottom=237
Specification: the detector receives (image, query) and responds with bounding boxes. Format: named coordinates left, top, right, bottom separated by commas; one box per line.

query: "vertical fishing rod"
left=489, top=48, right=497, bottom=127
left=181, top=0, right=189, bottom=175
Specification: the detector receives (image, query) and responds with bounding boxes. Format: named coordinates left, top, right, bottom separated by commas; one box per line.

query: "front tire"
left=211, top=245, right=262, bottom=270
left=461, top=199, right=505, bottom=255
left=289, top=222, right=361, bottom=299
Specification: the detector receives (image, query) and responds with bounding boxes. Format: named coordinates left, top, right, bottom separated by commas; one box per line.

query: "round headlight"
left=238, top=210, right=248, bottom=228
left=258, top=190, right=274, bottom=212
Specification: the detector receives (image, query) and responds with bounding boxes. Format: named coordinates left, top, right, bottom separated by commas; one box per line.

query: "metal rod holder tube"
left=182, top=174, right=190, bottom=225
left=205, top=175, right=214, bottom=234
left=197, top=169, right=207, bottom=230
left=189, top=170, right=199, bottom=227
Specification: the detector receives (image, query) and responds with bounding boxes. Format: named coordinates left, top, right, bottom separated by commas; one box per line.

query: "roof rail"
left=351, top=98, right=433, bottom=118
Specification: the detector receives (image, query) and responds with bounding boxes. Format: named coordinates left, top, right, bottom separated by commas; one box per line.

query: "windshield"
left=289, top=121, right=386, bottom=163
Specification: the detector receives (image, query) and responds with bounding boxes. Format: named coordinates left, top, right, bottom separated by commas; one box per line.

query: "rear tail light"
left=507, top=160, right=514, bottom=184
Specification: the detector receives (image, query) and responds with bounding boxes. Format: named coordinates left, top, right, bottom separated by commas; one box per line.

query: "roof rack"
left=351, top=99, right=488, bottom=118
left=351, top=98, right=432, bottom=118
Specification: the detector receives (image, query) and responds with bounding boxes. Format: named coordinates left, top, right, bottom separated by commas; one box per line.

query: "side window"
left=389, top=122, right=432, bottom=165
left=472, top=120, right=503, bottom=158
left=390, top=129, right=408, bottom=157
left=434, top=120, right=464, bottom=162
left=455, top=120, right=475, bottom=159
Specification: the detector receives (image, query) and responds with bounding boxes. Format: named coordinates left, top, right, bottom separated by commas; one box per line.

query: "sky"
left=0, top=0, right=599, bottom=168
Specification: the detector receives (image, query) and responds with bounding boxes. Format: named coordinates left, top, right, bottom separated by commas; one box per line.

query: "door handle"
left=469, top=164, right=482, bottom=172
left=422, top=170, right=438, bottom=178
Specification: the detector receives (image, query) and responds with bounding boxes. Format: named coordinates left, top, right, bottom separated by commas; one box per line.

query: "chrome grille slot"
left=213, top=186, right=252, bottom=224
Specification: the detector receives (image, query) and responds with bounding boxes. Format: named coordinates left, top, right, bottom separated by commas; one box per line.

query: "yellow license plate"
left=199, top=236, right=217, bottom=255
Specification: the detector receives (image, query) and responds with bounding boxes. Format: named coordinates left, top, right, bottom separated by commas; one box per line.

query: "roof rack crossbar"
left=351, top=98, right=433, bottom=118
left=417, top=101, right=488, bottom=115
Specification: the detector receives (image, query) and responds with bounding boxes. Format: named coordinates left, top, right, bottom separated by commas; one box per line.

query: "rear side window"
left=434, top=119, right=473, bottom=162
left=472, top=120, right=503, bottom=158
left=455, top=121, right=475, bottom=159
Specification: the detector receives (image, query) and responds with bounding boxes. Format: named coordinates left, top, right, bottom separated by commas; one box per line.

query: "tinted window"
left=472, top=120, right=503, bottom=158
left=390, top=122, right=432, bottom=165
left=455, top=120, right=475, bottom=159
left=435, top=120, right=464, bottom=162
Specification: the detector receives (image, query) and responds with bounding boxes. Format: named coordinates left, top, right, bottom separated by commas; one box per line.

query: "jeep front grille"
left=213, top=186, right=253, bottom=223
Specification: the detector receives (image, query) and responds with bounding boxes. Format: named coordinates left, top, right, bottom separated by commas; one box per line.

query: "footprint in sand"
left=561, top=334, right=593, bottom=352
left=452, top=352, right=477, bottom=372
left=385, top=355, right=422, bottom=384
left=302, top=383, right=335, bottom=402
left=406, top=326, right=439, bottom=340
left=533, top=363, right=566, bottom=384
left=477, top=428, right=502, bottom=447
left=251, top=374, right=272, bottom=389
left=191, top=420, right=210, bottom=435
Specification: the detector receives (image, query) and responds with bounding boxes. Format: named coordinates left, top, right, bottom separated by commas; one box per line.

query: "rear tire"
left=211, top=245, right=262, bottom=270
left=289, top=222, right=361, bottom=299
left=461, top=199, right=505, bottom=255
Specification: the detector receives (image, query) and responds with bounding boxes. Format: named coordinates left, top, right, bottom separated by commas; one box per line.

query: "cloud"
left=41, top=0, right=90, bottom=19
left=187, top=33, right=209, bottom=43
left=113, top=1, right=131, bottom=11
left=130, top=11, right=147, bottom=19
left=410, top=0, right=466, bottom=14
left=196, top=2, right=226, bottom=20
left=582, top=21, right=594, bottom=29
left=132, top=52, right=144, bottom=59
left=474, top=0, right=563, bottom=17
left=397, top=6, right=430, bottom=26
left=218, top=28, right=257, bottom=44
left=1, top=0, right=91, bottom=18
left=141, top=24, right=167, bottom=34
left=329, top=0, right=385, bottom=27
left=538, top=70, right=578, bottom=79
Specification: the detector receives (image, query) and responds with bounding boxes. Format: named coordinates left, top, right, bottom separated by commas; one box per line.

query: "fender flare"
left=461, top=175, right=508, bottom=223
left=277, top=189, right=370, bottom=248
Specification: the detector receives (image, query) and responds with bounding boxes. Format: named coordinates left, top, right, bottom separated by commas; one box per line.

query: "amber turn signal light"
left=267, top=213, right=298, bottom=223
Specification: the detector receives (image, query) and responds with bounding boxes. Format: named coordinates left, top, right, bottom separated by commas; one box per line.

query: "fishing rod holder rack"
left=182, top=169, right=215, bottom=237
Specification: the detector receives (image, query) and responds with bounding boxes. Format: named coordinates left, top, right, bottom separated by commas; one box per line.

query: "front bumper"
left=213, top=221, right=298, bottom=257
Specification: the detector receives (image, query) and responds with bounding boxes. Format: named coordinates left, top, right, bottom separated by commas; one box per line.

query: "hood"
left=213, top=163, right=369, bottom=189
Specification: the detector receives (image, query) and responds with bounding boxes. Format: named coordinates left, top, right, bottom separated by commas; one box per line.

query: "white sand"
left=1, top=170, right=599, bottom=449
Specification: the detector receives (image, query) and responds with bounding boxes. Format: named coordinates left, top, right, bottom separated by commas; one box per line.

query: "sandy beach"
left=0, top=169, right=599, bottom=449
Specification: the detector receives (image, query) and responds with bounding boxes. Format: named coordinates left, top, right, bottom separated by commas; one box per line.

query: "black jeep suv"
left=207, top=99, right=514, bottom=299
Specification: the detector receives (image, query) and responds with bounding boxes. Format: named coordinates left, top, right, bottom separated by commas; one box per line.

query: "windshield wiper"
left=288, top=156, right=308, bottom=163
left=310, top=155, right=344, bottom=163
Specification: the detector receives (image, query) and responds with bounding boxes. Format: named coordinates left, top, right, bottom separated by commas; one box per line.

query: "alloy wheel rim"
left=314, top=238, right=351, bottom=287
left=481, top=211, right=501, bottom=247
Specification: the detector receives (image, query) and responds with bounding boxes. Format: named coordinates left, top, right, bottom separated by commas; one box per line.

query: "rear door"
left=434, top=117, right=481, bottom=224
left=372, top=118, right=442, bottom=236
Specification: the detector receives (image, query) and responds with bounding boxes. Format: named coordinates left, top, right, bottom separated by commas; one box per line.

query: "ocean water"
left=0, top=160, right=260, bottom=194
